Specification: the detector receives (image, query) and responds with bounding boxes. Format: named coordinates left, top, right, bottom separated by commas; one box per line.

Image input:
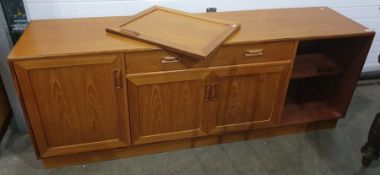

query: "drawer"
left=125, top=50, right=208, bottom=74
left=209, top=41, right=296, bottom=67
left=125, top=40, right=296, bottom=74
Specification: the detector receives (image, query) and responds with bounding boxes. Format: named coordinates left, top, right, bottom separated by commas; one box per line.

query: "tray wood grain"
left=106, top=6, right=240, bottom=59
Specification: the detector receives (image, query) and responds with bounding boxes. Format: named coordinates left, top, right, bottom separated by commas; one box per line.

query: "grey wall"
left=0, top=4, right=27, bottom=132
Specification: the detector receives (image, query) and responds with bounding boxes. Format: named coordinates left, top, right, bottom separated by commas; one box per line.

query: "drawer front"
left=209, top=41, right=296, bottom=67
left=125, top=50, right=208, bottom=74
left=125, top=41, right=296, bottom=74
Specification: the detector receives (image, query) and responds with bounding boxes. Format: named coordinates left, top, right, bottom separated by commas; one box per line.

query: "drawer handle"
left=161, top=56, right=180, bottom=64
left=245, top=49, right=264, bottom=57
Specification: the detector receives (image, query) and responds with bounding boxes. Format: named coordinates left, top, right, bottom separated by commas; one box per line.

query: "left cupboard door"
left=13, top=54, right=130, bottom=157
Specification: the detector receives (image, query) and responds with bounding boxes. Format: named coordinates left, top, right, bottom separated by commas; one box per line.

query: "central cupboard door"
left=127, top=69, right=211, bottom=144
left=208, top=62, right=291, bottom=134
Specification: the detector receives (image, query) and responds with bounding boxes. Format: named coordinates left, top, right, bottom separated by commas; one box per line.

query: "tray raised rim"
left=106, top=6, right=240, bottom=59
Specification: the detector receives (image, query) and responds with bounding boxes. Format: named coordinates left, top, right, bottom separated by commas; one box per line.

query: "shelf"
left=280, top=100, right=342, bottom=125
left=291, top=53, right=343, bottom=79
left=280, top=78, right=342, bottom=125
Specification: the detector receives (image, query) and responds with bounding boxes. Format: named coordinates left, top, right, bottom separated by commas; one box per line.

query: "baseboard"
left=42, top=119, right=337, bottom=168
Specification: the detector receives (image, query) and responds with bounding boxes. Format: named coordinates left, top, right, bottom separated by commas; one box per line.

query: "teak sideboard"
left=8, top=7, right=375, bottom=168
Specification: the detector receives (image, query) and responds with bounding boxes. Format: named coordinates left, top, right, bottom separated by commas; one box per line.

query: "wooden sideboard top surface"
left=8, top=7, right=374, bottom=60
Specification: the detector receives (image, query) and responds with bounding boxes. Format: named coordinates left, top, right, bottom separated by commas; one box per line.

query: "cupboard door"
left=208, top=62, right=291, bottom=134
left=127, top=69, right=211, bottom=144
left=14, top=54, right=130, bottom=157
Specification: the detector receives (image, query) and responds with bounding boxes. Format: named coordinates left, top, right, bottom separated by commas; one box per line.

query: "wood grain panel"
left=127, top=69, right=211, bottom=144
left=125, top=50, right=209, bottom=74
left=107, top=6, right=240, bottom=59
left=13, top=54, right=130, bottom=157
left=30, top=65, right=118, bottom=147
left=208, top=62, right=291, bottom=134
left=209, top=41, right=296, bottom=67
left=216, top=73, right=281, bottom=125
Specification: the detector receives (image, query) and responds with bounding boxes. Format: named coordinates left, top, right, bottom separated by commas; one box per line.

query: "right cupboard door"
left=208, top=62, right=291, bottom=134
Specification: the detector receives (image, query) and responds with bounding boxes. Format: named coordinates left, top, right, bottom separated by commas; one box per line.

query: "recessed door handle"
left=161, top=56, right=180, bottom=63
left=113, top=69, right=122, bottom=89
left=204, top=84, right=211, bottom=102
left=245, top=49, right=264, bottom=57
left=211, top=83, right=219, bottom=101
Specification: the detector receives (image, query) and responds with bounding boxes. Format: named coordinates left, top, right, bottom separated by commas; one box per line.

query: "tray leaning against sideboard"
left=8, top=7, right=375, bottom=168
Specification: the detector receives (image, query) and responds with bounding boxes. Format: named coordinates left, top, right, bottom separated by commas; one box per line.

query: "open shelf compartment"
left=291, top=39, right=345, bottom=79
left=280, top=79, right=342, bottom=125
left=292, top=53, right=343, bottom=79
left=280, top=36, right=373, bottom=125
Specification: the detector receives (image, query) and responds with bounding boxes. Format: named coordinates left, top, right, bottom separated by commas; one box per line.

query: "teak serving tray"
left=106, top=6, right=240, bottom=59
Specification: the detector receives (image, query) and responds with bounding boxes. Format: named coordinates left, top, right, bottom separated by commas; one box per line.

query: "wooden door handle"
left=161, top=56, right=180, bottom=63
left=245, top=49, right=264, bottom=57
left=211, top=83, right=219, bottom=101
left=204, top=84, right=211, bottom=102
left=112, top=69, right=122, bottom=89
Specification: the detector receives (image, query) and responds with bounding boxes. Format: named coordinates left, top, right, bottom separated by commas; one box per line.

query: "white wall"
left=23, top=0, right=380, bottom=72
